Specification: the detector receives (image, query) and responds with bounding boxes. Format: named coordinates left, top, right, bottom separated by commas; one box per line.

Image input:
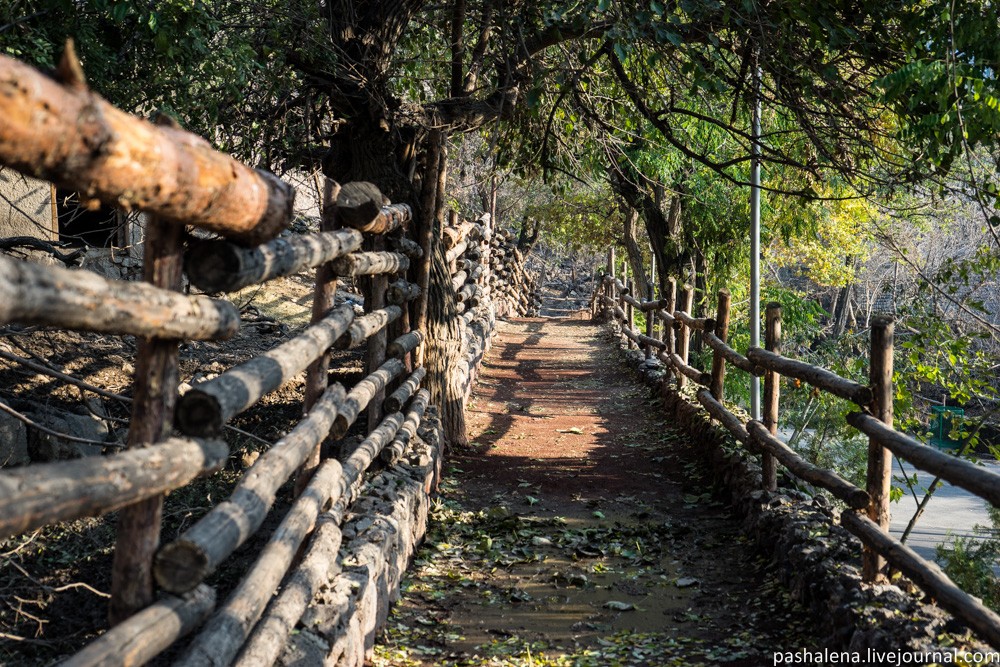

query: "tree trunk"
left=621, top=205, right=651, bottom=300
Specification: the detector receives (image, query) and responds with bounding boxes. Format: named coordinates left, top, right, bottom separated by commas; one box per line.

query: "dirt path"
left=374, top=316, right=825, bottom=666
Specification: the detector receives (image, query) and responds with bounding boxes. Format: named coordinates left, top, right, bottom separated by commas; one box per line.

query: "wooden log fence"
left=599, top=266, right=1000, bottom=650
left=0, top=51, right=519, bottom=666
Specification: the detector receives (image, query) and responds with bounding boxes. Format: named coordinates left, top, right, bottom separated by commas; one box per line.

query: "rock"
left=0, top=409, right=29, bottom=467
left=26, top=408, right=109, bottom=461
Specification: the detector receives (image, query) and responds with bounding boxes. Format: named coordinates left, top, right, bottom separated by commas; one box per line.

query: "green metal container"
left=930, top=406, right=964, bottom=450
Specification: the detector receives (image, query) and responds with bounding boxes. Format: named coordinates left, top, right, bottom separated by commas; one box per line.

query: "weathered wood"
left=176, top=305, right=355, bottom=437
left=621, top=292, right=643, bottom=310
left=331, top=358, right=407, bottom=438
left=635, top=332, right=667, bottom=350
left=334, top=413, right=405, bottom=515
left=382, top=388, right=430, bottom=466
left=659, top=351, right=712, bottom=386
left=847, top=411, right=1000, bottom=507
left=156, top=385, right=346, bottom=594
left=746, top=347, right=874, bottom=405
left=710, top=289, right=732, bottom=400
left=746, top=421, right=869, bottom=509
left=445, top=240, right=469, bottom=264
left=387, top=330, right=425, bottom=359
left=676, top=285, right=694, bottom=388
left=696, top=388, right=752, bottom=448
left=655, top=308, right=676, bottom=327
left=185, top=229, right=363, bottom=293
left=863, top=315, right=894, bottom=582
left=457, top=283, right=479, bottom=304
left=443, top=221, right=477, bottom=249
left=674, top=309, right=716, bottom=332
left=386, top=279, right=421, bottom=305
left=110, top=217, right=182, bottom=624
left=451, top=270, right=468, bottom=291
left=330, top=251, right=409, bottom=277
left=64, top=585, right=216, bottom=667
left=384, top=367, right=427, bottom=413
left=842, top=511, right=1000, bottom=650
left=0, top=53, right=292, bottom=245
left=333, top=305, right=402, bottom=350
left=663, top=277, right=677, bottom=352
left=389, top=235, right=424, bottom=259
left=0, top=438, right=227, bottom=542
left=335, top=181, right=413, bottom=234
left=0, top=254, right=238, bottom=340
left=704, top=330, right=762, bottom=376
left=639, top=297, right=672, bottom=312
left=176, top=459, right=344, bottom=667
left=231, top=520, right=342, bottom=667
left=296, top=180, right=340, bottom=496
left=762, top=303, right=781, bottom=492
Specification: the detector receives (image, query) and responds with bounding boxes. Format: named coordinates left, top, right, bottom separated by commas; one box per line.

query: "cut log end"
left=175, top=391, right=225, bottom=438
left=154, top=541, right=212, bottom=595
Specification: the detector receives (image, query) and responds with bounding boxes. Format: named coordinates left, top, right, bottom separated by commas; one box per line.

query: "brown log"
left=445, top=240, right=468, bottom=264
left=333, top=305, right=402, bottom=350
left=384, top=367, right=426, bottom=413
left=382, top=389, right=431, bottom=466
left=64, top=585, right=216, bottom=667
left=674, top=309, right=716, bottom=332
left=847, top=411, right=1000, bottom=507
left=334, top=413, right=405, bottom=515
left=0, top=437, right=227, bottom=542
left=635, top=332, right=666, bottom=350
left=710, top=289, right=731, bottom=400
left=0, top=254, right=238, bottom=340
left=387, top=330, right=425, bottom=359
left=457, top=283, right=479, bottom=303
left=621, top=292, right=643, bottom=309
left=443, top=221, right=476, bottom=249
left=177, top=459, right=345, bottom=667
left=746, top=347, right=873, bottom=405
left=638, top=297, right=672, bottom=312
left=864, top=314, right=894, bottom=582
left=451, top=270, right=468, bottom=291
left=704, top=330, right=762, bottom=376
left=335, top=181, right=412, bottom=234
left=330, top=251, right=409, bottom=277
left=762, top=303, right=781, bottom=492
left=185, top=229, right=363, bottom=293
left=331, top=358, right=406, bottom=438
left=110, top=217, right=181, bottom=624
left=175, top=305, right=355, bottom=437
left=655, top=308, right=676, bottom=327
left=696, top=388, right=753, bottom=449
left=0, top=53, right=291, bottom=245
left=389, top=235, right=424, bottom=259
left=747, top=421, right=869, bottom=509
left=676, top=286, right=694, bottom=388
left=231, top=519, right=342, bottom=667
left=156, top=385, right=346, bottom=594
left=659, top=351, right=711, bottom=386
left=386, top=279, right=421, bottom=305
left=842, top=511, right=1000, bottom=650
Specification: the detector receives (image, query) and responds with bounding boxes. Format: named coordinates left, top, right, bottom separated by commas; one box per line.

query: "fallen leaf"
left=604, top=600, right=635, bottom=611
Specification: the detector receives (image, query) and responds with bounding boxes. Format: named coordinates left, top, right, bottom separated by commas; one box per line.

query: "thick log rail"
left=0, top=52, right=522, bottom=666
left=598, top=263, right=1000, bottom=650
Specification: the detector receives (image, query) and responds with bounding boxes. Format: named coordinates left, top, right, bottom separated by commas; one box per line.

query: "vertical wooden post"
left=414, top=130, right=442, bottom=367
left=864, top=315, right=895, bottom=582
left=295, top=179, right=341, bottom=496
left=606, top=247, right=615, bottom=313
left=676, top=284, right=694, bottom=388
left=762, top=303, right=782, bottom=491
left=109, top=217, right=183, bottom=624
left=664, top=277, right=677, bottom=357
left=710, top=288, right=731, bottom=400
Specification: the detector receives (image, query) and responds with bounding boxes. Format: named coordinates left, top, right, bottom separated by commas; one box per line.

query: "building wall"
left=0, top=167, right=56, bottom=241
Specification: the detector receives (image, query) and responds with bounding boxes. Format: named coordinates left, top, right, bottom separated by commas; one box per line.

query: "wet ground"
left=373, top=314, right=827, bottom=666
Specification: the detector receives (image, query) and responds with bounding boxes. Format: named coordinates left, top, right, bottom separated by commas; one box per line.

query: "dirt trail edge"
left=374, top=315, right=825, bottom=666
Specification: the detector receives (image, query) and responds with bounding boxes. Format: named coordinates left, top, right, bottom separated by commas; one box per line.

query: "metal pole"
left=750, top=63, right=762, bottom=421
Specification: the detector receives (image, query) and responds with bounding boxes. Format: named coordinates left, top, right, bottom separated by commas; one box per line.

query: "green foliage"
left=937, top=507, right=1000, bottom=612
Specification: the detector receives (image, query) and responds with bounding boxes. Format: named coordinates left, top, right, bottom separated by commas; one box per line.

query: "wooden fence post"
left=762, top=303, right=781, bottom=491
left=626, top=280, right=636, bottom=349
left=295, top=179, right=341, bottom=496
left=710, top=288, right=731, bottom=400
left=864, top=315, right=895, bottom=581
left=664, top=277, right=677, bottom=373
left=109, top=216, right=183, bottom=624
left=676, top=284, right=694, bottom=388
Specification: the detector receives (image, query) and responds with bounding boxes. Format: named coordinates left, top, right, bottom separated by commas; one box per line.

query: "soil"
left=374, top=314, right=826, bottom=666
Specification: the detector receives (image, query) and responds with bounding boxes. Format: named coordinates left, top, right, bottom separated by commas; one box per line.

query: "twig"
left=0, top=348, right=130, bottom=403
left=51, top=582, right=110, bottom=598
left=225, top=423, right=274, bottom=447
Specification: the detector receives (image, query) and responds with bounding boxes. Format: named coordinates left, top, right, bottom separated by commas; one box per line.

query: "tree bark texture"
left=0, top=54, right=293, bottom=245
left=0, top=254, right=239, bottom=340
left=331, top=359, right=406, bottom=439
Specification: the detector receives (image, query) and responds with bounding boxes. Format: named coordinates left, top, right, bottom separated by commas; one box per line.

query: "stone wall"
left=276, top=408, right=444, bottom=666
left=0, top=167, right=56, bottom=240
